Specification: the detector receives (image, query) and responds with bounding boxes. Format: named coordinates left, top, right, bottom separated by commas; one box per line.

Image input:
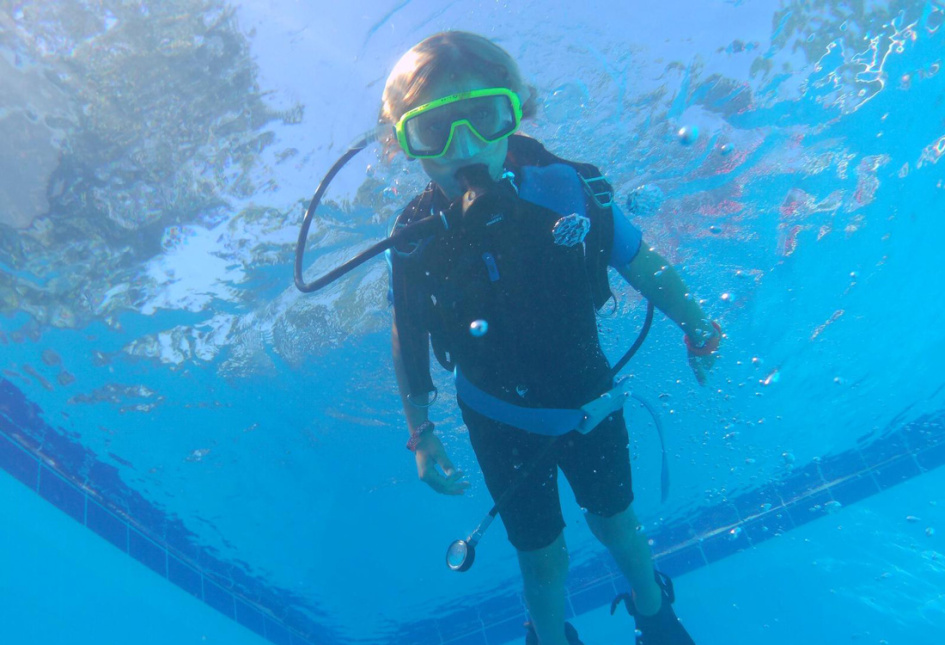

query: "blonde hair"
left=380, top=31, right=538, bottom=125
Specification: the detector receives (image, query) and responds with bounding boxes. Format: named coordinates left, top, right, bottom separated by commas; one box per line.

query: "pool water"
left=2, top=1, right=945, bottom=644
left=575, top=465, right=945, bottom=645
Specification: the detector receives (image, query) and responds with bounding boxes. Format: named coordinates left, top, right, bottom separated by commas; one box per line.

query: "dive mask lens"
left=403, top=106, right=454, bottom=157
left=398, top=89, right=521, bottom=159
left=465, top=94, right=518, bottom=140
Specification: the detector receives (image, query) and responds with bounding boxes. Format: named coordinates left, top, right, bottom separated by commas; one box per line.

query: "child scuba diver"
left=382, top=31, right=719, bottom=645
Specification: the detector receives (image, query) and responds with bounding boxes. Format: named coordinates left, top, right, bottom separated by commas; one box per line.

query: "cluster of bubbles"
left=625, top=184, right=665, bottom=217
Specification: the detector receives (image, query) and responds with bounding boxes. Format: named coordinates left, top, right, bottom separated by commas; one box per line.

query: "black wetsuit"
left=389, top=135, right=642, bottom=550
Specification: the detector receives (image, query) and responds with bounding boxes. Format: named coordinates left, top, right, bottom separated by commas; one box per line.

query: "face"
left=405, top=77, right=510, bottom=199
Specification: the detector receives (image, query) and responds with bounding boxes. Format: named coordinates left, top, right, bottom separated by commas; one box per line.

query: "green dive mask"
left=394, top=87, right=523, bottom=159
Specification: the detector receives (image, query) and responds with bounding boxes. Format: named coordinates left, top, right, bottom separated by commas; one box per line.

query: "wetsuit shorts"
left=460, top=401, right=634, bottom=552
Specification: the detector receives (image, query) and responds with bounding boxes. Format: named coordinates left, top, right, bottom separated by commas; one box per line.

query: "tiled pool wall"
left=2, top=375, right=944, bottom=645
left=0, top=378, right=327, bottom=645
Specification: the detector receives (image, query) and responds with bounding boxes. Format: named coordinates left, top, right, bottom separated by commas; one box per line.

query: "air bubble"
left=543, top=81, right=590, bottom=124
left=677, top=125, right=700, bottom=145
left=626, top=184, right=664, bottom=217
left=469, top=319, right=489, bottom=337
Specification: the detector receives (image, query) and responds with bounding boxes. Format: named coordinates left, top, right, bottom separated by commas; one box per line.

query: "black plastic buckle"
left=579, top=174, right=614, bottom=209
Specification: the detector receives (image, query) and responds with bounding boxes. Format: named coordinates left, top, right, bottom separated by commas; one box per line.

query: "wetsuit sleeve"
left=386, top=247, right=436, bottom=399
left=609, top=204, right=643, bottom=268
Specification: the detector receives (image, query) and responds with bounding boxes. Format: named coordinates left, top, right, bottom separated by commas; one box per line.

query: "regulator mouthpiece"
left=455, top=164, right=494, bottom=214
left=454, top=163, right=492, bottom=191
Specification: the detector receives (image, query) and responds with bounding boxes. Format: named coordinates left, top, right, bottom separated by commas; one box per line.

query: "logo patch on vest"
left=552, top=213, right=590, bottom=247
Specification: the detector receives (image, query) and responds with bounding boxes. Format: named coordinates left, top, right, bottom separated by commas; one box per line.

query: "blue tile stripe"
left=0, top=424, right=319, bottom=644
left=2, top=371, right=945, bottom=645
left=0, top=378, right=323, bottom=645
left=86, top=499, right=130, bottom=551
left=432, top=410, right=945, bottom=645
left=0, top=428, right=39, bottom=487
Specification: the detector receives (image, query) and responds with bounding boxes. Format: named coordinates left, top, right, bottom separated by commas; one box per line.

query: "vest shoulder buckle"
left=578, top=174, right=614, bottom=210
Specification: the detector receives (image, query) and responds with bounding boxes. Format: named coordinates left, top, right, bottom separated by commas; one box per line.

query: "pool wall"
left=0, top=466, right=270, bottom=645
left=2, top=376, right=944, bottom=645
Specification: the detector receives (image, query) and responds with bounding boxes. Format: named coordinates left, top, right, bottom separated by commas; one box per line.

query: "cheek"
left=418, top=139, right=509, bottom=176
left=486, top=140, right=509, bottom=167
left=419, top=158, right=453, bottom=177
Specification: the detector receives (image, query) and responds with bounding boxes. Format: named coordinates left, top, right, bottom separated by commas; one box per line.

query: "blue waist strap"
left=454, top=368, right=586, bottom=436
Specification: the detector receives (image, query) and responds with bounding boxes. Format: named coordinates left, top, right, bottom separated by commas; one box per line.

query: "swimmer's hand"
left=685, top=321, right=722, bottom=387
left=415, top=433, right=470, bottom=496
left=688, top=348, right=718, bottom=386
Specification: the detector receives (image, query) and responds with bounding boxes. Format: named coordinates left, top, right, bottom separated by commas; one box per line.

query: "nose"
left=446, top=123, right=484, bottom=159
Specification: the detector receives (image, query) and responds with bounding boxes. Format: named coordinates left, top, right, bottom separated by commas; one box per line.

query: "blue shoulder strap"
left=518, top=164, right=587, bottom=216
left=506, top=135, right=616, bottom=311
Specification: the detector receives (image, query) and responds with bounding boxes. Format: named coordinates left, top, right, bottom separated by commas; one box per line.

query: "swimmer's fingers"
left=419, top=462, right=470, bottom=496
left=415, top=436, right=469, bottom=496
left=687, top=336, right=720, bottom=386
left=430, top=445, right=470, bottom=495
left=697, top=349, right=718, bottom=373
left=439, top=469, right=471, bottom=496
left=688, top=353, right=707, bottom=386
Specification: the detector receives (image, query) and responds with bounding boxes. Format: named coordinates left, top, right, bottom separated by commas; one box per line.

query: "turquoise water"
left=2, top=1, right=945, bottom=644
left=576, top=465, right=945, bottom=644
left=0, top=467, right=270, bottom=645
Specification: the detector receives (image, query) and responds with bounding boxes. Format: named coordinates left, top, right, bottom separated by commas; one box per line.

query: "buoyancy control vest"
left=389, top=135, right=616, bottom=410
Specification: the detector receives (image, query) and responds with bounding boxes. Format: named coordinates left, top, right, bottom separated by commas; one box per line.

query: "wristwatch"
left=406, top=420, right=435, bottom=452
